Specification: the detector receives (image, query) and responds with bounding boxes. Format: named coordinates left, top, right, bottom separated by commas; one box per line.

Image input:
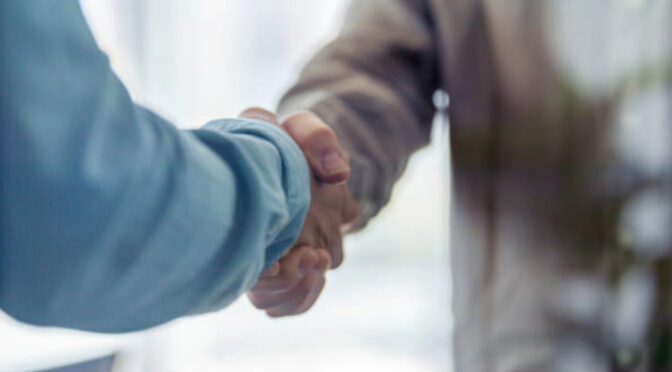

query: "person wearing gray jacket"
left=275, top=0, right=672, bottom=371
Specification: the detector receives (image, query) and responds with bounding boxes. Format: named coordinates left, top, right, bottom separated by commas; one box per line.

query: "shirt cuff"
left=200, top=118, right=311, bottom=266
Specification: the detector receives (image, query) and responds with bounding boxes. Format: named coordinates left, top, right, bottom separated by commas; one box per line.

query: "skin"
left=239, top=108, right=357, bottom=317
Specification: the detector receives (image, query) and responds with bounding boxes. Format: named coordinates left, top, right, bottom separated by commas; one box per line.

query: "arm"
left=0, top=1, right=309, bottom=333
left=278, top=0, right=440, bottom=229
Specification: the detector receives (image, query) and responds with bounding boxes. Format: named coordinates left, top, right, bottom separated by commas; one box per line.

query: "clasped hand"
left=239, top=108, right=357, bottom=317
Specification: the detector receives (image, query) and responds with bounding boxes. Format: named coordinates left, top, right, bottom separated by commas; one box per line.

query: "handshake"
left=239, top=108, right=358, bottom=318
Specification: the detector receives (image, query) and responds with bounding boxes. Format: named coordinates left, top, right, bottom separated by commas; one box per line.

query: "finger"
left=340, top=187, right=359, bottom=224
left=239, top=107, right=280, bottom=126
left=327, top=231, right=344, bottom=269
left=282, top=111, right=350, bottom=184
left=249, top=246, right=317, bottom=293
left=258, top=262, right=280, bottom=279
left=291, top=274, right=326, bottom=316
left=249, top=252, right=324, bottom=309
left=249, top=268, right=319, bottom=310
left=248, top=291, right=286, bottom=310
left=250, top=253, right=314, bottom=293
left=315, top=249, right=331, bottom=272
left=266, top=269, right=326, bottom=317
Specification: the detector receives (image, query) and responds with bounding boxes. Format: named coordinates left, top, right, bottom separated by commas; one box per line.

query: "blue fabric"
left=0, top=1, right=310, bottom=333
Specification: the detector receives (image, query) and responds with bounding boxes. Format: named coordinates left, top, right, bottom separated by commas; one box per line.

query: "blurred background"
left=0, top=1, right=453, bottom=371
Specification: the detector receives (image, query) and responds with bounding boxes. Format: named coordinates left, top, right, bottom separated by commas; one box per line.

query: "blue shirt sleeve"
left=0, top=1, right=310, bottom=332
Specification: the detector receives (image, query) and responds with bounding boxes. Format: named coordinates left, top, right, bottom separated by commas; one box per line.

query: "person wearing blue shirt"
left=0, top=1, right=356, bottom=333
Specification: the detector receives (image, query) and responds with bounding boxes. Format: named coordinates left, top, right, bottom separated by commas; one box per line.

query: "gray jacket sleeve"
left=278, top=0, right=440, bottom=229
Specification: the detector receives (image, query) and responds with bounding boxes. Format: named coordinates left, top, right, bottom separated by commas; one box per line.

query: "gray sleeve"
left=279, top=0, right=440, bottom=229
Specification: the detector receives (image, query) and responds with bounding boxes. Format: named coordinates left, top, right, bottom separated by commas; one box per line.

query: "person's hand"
left=239, top=108, right=357, bottom=317
left=247, top=245, right=331, bottom=317
left=281, top=111, right=358, bottom=268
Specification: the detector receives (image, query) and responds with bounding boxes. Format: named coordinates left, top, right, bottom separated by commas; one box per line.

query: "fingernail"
left=321, top=151, right=349, bottom=176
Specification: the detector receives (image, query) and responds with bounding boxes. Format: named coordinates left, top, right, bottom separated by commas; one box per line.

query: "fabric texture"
left=279, top=0, right=672, bottom=371
left=0, top=1, right=310, bottom=333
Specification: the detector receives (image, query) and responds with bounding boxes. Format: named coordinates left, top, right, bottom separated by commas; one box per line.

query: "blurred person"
left=0, top=0, right=356, bottom=333
left=275, top=0, right=672, bottom=371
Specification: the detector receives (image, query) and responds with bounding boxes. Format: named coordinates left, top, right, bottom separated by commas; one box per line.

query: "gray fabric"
left=279, top=1, right=672, bottom=371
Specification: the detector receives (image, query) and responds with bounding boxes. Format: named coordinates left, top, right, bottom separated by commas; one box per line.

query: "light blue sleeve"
left=0, top=1, right=310, bottom=333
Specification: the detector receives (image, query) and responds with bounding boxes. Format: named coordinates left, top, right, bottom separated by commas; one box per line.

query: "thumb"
left=282, top=111, right=350, bottom=185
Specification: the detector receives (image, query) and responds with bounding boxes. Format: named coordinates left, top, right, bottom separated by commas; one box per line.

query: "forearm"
left=278, top=0, right=438, bottom=229
left=0, top=1, right=309, bottom=332
left=2, top=120, right=308, bottom=333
